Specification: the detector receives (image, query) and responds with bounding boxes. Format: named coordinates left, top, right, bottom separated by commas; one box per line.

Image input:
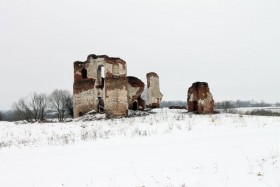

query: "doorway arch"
left=132, top=101, right=138, bottom=110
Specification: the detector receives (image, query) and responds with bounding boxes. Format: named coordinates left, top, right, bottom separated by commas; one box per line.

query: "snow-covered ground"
left=0, top=109, right=279, bottom=187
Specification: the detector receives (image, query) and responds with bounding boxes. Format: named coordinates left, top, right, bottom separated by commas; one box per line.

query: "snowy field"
left=0, top=109, right=280, bottom=187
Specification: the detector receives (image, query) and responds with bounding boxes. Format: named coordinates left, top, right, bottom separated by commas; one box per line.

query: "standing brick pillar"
left=146, top=72, right=163, bottom=108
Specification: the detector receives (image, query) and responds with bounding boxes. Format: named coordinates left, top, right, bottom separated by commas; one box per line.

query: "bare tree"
left=12, top=92, right=47, bottom=122
left=65, top=94, right=73, bottom=118
left=48, top=89, right=71, bottom=122
left=30, top=92, right=47, bottom=121
left=12, top=97, right=33, bottom=122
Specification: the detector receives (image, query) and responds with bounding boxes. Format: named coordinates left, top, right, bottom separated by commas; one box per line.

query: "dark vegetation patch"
left=245, top=109, right=280, bottom=117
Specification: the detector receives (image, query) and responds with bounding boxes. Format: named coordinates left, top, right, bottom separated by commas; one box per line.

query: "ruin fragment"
left=146, top=72, right=163, bottom=108
left=187, top=82, right=214, bottom=114
left=127, top=76, right=145, bottom=110
left=73, top=54, right=154, bottom=118
left=73, top=54, right=128, bottom=118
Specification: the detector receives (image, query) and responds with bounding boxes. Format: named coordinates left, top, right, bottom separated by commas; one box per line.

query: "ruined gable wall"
left=146, top=72, right=163, bottom=108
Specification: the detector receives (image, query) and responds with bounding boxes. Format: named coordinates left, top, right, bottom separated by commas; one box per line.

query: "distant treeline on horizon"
left=1, top=100, right=280, bottom=122
left=160, top=100, right=280, bottom=109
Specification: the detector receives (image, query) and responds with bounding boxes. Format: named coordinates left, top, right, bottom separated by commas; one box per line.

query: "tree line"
left=161, top=100, right=278, bottom=109
left=160, top=100, right=186, bottom=108
left=1, top=95, right=279, bottom=122
left=214, top=100, right=279, bottom=110
left=1, top=89, right=73, bottom=122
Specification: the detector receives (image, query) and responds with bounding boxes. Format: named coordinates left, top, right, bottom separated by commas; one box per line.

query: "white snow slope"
left=0, top=109, right=279, bottom=187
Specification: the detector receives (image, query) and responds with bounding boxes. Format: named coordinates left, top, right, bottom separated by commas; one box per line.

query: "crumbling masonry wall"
left=127, top=76, right=145, bottom=110
left=104, top=58, right=128, bottom=118
left=73, top=55, right=128, bottom=118
left=187, top=82, right=214, bottom=114
left=146, top=72, right=163, bottom=108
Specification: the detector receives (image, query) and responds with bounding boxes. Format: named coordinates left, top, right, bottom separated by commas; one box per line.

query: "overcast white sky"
left=0, top=0, right=280, bottom=110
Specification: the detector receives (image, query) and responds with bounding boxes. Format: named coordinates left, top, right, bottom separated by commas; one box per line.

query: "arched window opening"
left=132, top=101, right=138, bottom=110
left=81, top=68, right=87, bottom=79
left=97, top=65, right=105, bottom=88
left=101, top=66, right=105, bottom=78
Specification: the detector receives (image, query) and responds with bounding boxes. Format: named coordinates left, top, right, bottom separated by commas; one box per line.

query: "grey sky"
left=0, top=0, right=280, bottom=110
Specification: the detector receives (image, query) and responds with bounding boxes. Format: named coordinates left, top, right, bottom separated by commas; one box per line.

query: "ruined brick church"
left=73, top=54, right=163, bottom=118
